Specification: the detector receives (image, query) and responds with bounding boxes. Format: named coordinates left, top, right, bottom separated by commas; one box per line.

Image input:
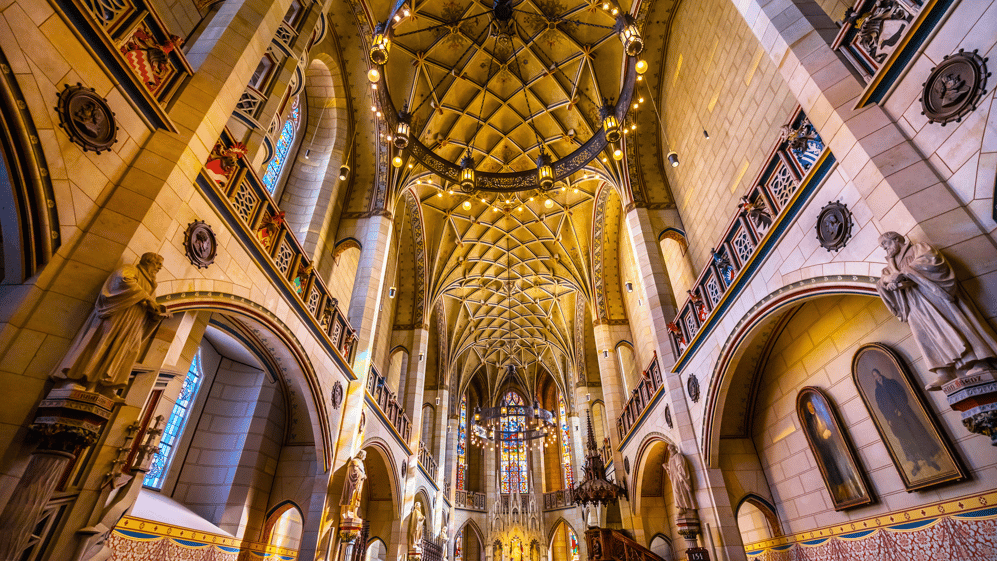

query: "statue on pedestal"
left=409, top=502, right=425, bottom=553
left=340, top=450, right=367, bottom=519
left=664, top=444, right=696, bottom=514
left=56, top=252, right=171, bottom=393
left=875, top=232, right=997, bottom=390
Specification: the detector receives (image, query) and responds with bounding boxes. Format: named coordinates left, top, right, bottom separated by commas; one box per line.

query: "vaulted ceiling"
left=329, top=0, right=682, bottom=394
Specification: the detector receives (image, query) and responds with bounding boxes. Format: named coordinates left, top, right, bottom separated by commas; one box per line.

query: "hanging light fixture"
left=370, top=22, right=391, bottom=65
left=394, top=110, right=411, bottom=149
left=616, top=14, right=643, bottom=57
left=338, top=130, right=358, bottom=182
left=367, top=68, right=381, bottom=83
left=536, top=151, right=554, bottom=191
left=459, top=154, right=476, bottom=193
left=635, top=59, right=648, bottom=74
left=600, top=101, right=620, bottom=143
left=667, top=151, right=680, bottom=167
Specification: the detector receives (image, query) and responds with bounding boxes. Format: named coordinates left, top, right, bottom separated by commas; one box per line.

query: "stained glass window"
left=500, top=391, right=529, bottom=494
left=262, top=96, right=300, bottom=194
left=457, top=393, right=467, bottom=491
left=558, top=392, right=574, bottom=488
left=454, top=528, right=463, bottom=561
left=144, top=350, right=204, bottom=489
left=568, top=528, right=579, bottom=561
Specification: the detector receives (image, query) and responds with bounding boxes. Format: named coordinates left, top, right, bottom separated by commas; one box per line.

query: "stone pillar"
left=444, top=417, right=459, bottom=501
left=624, top=206, right=743, bottom=559
left=348, top=213, right=395, bottom=392
left=591, top=323, right=640, bottom=533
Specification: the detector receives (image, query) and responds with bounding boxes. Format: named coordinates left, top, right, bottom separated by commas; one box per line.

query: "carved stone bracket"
left=944, top=373, right=997, bottom=445
left=340, top=516, right=364, bottom=543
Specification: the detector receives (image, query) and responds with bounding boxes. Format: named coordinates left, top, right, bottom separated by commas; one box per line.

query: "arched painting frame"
left=796, top=387, right=874, bottom=511
left=852, top=343, right=966, bottom=491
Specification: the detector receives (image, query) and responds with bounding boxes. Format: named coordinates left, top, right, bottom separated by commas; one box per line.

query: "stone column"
left=591, top=323, right=640, bottom=533
left=348, top=213, right=395, bottom=390
left=444, top=417, right=459, bottom=502
left=624, top=206, right=743, bottom=560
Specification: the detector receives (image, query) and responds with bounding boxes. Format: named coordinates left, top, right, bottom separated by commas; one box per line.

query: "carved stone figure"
left=340, top=450, right=367, bottom=519
left=855, top=0, right=911, bottom=63
left=56, top=253, right=171, bottom=392
left=875, top=232, right=997, bottom=390
left=664, top=444, right=696, bottom=513
left=409, top=502, right=425, bottom=551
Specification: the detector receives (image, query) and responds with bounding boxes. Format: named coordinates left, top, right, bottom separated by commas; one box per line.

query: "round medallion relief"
left=56, top=83, right=118, bottom=154
left=815, top=201, right=854, bottom=252
left=183, top=220, right=216, bottom=269
left=686, top=374, right=700, bottom=403
left=921, top=49, right=990, bottom=126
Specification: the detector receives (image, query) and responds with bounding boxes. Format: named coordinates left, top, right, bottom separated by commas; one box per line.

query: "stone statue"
left=340, top=450, right=367, bottom=519
left=876, top=232, right=997, bottom=390
left=56, top=253, right=171, bottom=392
left=664, top=444, right=696, bottom=513
left=409, top=502, right=425, bottom=551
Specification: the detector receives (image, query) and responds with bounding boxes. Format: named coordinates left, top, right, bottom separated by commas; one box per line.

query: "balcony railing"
left=199, top=131, right=357, bottom=364
left=617, top=355, right=663, bottom=441
left=543, top=488, right=574, bottom=510
left=365, top=367, right=411, bottom=442
left=418, top=441, right=437, bottom=479
left=454, top=490, right=486, bottom=511
left=666, top=109, right=827, bottom=362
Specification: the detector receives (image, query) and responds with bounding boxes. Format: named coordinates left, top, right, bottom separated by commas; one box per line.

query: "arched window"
left=500, top=391, right=528, bottom=494
left=454, top=528, right=464, bottom=561
left=557, top=392, right=574, bottom=488
left=144, top=350, right=205, bottom=489
left=568, top=528, right=580, bottom=561
left=265, top=504, right=304, bottom=551
left=262, top=96, right=300, bottom=195
left=457, top=393, right=467, bottom=491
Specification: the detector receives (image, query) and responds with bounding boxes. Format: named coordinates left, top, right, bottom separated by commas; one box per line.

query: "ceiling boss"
left=367, top=0, right=647, bottom=193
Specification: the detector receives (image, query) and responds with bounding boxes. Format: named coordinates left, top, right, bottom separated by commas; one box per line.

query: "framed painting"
left=796, top=387, right=874, bottom=511
left=852, top=343, right=966, bottom=491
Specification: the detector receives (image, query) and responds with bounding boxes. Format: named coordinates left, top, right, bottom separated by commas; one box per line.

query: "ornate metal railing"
left=616, top=355, right=663, bottom=441
left=198, top=131, right=357, bottom=362
left=53, top=0, right=192, bottom=130
left=667, top=109, right=826, bottom=360
left=418, top=440, right=437, bottom=478
left=365, top=367, right=412, bottom=442
left=543, top=488, right=574, bottom=510
left=454, top=490, right=486, bottom=511
left=585, top=528, right=665, bottom=561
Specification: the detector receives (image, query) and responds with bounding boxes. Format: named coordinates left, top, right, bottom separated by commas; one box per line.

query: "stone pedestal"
left=943, top=371, right=997, bottom=445
left=0, top=384, right=115, bottom=561
left=676, top=511, right=703, bottom=554
left=338, top=516, right=365, bottom=561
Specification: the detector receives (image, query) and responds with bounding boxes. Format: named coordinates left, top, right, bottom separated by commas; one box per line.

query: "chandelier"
left=368, top=0, right=647, bottom=193
left=469, top=400, right=558, bottom=448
